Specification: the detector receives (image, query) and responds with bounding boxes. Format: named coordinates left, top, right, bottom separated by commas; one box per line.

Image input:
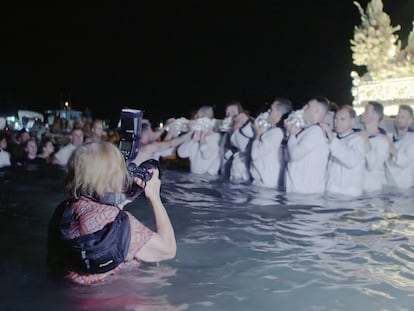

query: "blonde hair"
left=66, top=142, right=130, bottom=200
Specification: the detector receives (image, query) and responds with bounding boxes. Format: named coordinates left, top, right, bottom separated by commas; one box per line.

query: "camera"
left=118, top=108, right=143, bottom=161
left=126, top=159, right=161, bottom=182
left=117, top=108, right=162, bottom=183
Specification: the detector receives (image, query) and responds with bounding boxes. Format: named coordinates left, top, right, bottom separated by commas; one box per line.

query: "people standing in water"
left=177, top=105, right=221, bottom=175
left=359, top=101, right=389, bottom=194
left=47, top=141, right=176, bottom=285
left=284, top=97, right=330, bottom=194
left=321, top=105, right=366, bottom=197
left=132, top=120, right=193, bottom=166
left=250, top=98, right=292, bottom=189
left=385, top=104, right=414, bottom=190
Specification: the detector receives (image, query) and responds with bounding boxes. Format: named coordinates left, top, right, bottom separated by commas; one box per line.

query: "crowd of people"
left=0, top=118, right=115, bottom=170
left=1, top=98, right=413, bottom=196
left=133, top=97, right=414, bottom=196
left=1, top=98, right=413, bottom=286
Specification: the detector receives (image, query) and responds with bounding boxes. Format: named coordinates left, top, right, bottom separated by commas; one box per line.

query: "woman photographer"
left=47, top=141, right=176, bottom=285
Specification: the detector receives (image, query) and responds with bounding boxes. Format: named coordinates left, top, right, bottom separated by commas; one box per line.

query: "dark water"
left=1, top=167, right=414, bottom=311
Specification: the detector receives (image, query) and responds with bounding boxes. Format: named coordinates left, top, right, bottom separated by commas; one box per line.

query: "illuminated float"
left=351, top=0, right=414, bottom=117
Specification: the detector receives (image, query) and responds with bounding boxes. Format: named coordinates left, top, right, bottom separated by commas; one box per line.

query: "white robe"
left=326, top=131, right=365, bottom=196
left=363, top=133, right=389, bottom=193
left=286, top=124, right=329, bottom=194
left=229, top=122, right=254, bottom=181
left=177, top=132, right=221, bottom=175
left=385, top=132, right=414, bottom=189
left=250, top=127, right=284, bottom=188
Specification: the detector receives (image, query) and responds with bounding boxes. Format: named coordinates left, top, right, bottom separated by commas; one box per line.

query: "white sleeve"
left=330, top=136, right=365, bottom=169
left=288, top=126, right=325, bottom=162
left=251, top=128, right=283, bottom=160
left=365, top=136, right=390, bottom=170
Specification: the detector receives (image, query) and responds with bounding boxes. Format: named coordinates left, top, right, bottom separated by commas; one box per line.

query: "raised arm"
left=134, top=169, right=177, bottom=262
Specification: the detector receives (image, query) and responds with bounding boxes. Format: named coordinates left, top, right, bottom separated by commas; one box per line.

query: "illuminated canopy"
left=351, top=0, right=414, bottom=116
left=352, top=75, right=414, bottom=115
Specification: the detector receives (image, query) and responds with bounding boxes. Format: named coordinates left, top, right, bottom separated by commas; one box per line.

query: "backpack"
left=58, top=200, right=131, bottom=274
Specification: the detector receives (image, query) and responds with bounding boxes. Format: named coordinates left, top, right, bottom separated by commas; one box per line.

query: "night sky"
left=1, top=1, right=412, bottom=126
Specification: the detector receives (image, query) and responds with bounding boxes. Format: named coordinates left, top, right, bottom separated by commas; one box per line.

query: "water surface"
left=1, top=167, right=414, bottom=311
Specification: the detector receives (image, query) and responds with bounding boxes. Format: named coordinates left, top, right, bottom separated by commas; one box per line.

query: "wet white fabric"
left=250, top=127, right=284, bottom=188
left=363, top=134, right=389, bottom=193
left=177, top=132, right=221, bottom=175
left=385, top=132, right=414, bottom=189
left=286, top=125, right=329, bottom=194
left=326, top=132, right=365, bottom=196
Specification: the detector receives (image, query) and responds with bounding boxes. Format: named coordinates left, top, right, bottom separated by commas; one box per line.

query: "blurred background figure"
left=0, top=131, right=11, bottom=169
left=37, top=138, right=55, bottom=165
left=9, top=129, right=31, bottom=164
left=85, top=119, right=104, bottom=143
left=53, top=128, right=84, bottom=167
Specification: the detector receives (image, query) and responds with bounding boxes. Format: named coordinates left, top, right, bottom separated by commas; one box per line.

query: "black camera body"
left=117, top=109, right=161, bottom=183
left=126, top=159, right=161, bottom=182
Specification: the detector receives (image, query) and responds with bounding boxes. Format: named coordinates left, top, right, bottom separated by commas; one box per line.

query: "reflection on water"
left=1, top=167, right=414, bottom=311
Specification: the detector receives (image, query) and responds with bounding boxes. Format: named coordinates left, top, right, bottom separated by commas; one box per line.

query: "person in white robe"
left=177, top=105, right=221, bottom=175
left=250, top=98, right=292, bottom=189
left=229, top=112, right=254, bottom=182
left=385, top=105, right=414, bottom=189
left=359, top=101, right=389, bottom=193
left=285, top=97, right=330, bottom=194
left=177, top=129, right=221, bottom=175
left=322, top=105, right=366, bottom=196
left=219, top=101, right=244, bottom=179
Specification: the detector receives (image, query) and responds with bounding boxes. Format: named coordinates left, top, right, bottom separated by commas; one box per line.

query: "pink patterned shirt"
left=66, top=197, right=153, bottom=285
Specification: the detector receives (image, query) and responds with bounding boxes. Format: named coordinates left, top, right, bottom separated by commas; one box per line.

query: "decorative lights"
left=351, top=0, right=414, bottom=116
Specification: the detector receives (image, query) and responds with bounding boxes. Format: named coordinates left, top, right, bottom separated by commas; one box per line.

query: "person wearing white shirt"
left=250, top=98, right=292, bottom=189
left=284, top=97, right=330, bottom=194
left=133, top=120, right=193, bottom=166
left=0, top=132, right=11, bottom=168
left=52, top=128, right=84, bottom=167
left=219, top=101, right=244, bottom=179
left=385, top=105, right=414, bottom=189
left=229, top=112, right=254, bottom=182
left=177, top=106, right=221, bottom=175
left=322, top=105, right=366, bottom=197
left=359, top=101, right=390, bottom=194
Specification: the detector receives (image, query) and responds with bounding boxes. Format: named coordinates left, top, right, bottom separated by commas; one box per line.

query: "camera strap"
left=100, top=192, right=127, bottom=205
